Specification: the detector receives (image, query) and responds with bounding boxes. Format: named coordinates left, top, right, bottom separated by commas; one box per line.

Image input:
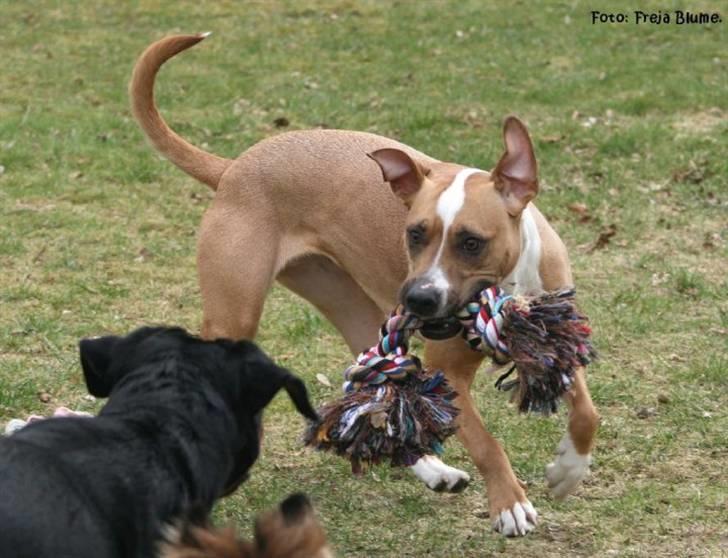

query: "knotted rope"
left=459, top=286, right=512, bottom=360
left=304, top=286, right=596, bottom=472
left=343, top=312, right=424, bottom=391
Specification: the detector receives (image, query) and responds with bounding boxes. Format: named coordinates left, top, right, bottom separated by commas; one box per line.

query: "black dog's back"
left=1, top=423, right=124, bottom=558
left=0, top=326, right=318, bottom=558
left=0, top=394, right=230, bottom=557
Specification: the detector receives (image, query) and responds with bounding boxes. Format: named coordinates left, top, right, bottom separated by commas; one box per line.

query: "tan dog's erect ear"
left=493, top=116, right=539, bottom=216
left=368, top=148, right=429, bottom=206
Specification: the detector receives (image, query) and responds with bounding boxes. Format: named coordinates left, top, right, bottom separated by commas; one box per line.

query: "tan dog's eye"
left=407, top=226, right=426, bottom=249
left=460, top=236, right=485, bottom=255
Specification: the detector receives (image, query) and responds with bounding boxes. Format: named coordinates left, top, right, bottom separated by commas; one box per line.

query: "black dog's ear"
left=250, top=363, right=319, bottom=422
left=79, top=336, right=121, bottom=397
left=282, top=373, right=319, bottom=422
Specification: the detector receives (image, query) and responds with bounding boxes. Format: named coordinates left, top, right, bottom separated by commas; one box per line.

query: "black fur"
left=0, top=326, right=318, bottom=558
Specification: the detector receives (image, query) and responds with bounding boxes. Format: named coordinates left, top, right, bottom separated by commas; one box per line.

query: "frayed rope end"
left=303, top=370, right=459, bottom=474
left=501, top=288, right=597, bottom=414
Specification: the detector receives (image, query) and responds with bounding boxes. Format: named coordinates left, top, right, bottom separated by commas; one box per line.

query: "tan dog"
left=160, top=493, right=333, bottom=558
left=130, top=34, right=599, bottom=537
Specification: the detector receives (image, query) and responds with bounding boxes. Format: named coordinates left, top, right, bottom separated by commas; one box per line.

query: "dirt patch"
left=672, top=108, right=725, bottom=135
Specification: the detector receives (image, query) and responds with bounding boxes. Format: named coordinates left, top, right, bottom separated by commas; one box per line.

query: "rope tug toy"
left=304, top=286, right=596, bottom=473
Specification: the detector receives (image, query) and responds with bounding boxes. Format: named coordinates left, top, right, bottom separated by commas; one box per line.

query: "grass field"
left=1, top=1, right=726, bottom=556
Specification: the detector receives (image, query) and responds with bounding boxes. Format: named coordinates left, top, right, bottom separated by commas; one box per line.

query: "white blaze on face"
left=424, top=168, right=484, bottom=300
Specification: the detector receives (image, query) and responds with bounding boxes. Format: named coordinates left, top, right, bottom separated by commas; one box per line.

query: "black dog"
left=0, top=326, right=318, bottom=558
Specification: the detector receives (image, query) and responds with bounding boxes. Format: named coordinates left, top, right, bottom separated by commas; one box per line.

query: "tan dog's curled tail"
left=130, top=33, right=232, bottom=190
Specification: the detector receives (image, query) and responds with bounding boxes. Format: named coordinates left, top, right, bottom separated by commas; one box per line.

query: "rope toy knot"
left=458, top=286, right=512, bottom=361
left=343, top=312, right=422, bottom=391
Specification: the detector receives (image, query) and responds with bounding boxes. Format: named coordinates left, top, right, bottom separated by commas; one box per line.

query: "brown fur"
left=161, top=526, right=253, bottom=558
left=130, top=34, right=599, bottom=535
left=160, top=496, right=333, bottom=558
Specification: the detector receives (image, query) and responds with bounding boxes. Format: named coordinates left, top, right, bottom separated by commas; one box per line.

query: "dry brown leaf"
left=568, top=202, right=592, bottom=223
left=586, top=224, right=617, bottom=253
left=636, top=407, right=657, bottom=419
left=135, top=247, right=151, bottom=263
left=702, top=232, right=720, bottom=249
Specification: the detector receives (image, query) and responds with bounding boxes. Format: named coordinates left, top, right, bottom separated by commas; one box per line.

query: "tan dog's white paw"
left=546, top=434, right=591, bottom=499
left=492, top=500, right=538, bottom=537
left=410, top=455, right=470, bottom=493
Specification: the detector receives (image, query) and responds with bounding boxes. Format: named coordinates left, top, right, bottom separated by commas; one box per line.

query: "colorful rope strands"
left=342, top=312, right=424, bottom=391
left=304, top=310, right=459, bottom=474
left=304, top=286, right=595, bottom=472
left=460, top=287, right=596, bottom=414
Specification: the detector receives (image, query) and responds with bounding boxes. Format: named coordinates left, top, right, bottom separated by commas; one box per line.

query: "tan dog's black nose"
left=404, top=284, right=441, bottom=317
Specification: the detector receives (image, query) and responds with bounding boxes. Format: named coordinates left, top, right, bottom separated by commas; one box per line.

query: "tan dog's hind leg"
left=546, top=366, right=599, bottom=499
left=423, top=338, right=537, bottom=536
left=198, top=209, right=280, bottom=341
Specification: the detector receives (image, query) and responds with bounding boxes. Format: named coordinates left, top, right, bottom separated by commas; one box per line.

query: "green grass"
left=1, top=1, right=726, bottom=556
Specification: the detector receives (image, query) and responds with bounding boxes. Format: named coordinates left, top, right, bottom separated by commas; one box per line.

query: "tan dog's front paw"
left=488, top=479, right=538, bottom=537
left=546, top=433, right=591, bottom=499
left=492, top=500, right=538, bottom=537
left=410, top=455, right=470, bottom=493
